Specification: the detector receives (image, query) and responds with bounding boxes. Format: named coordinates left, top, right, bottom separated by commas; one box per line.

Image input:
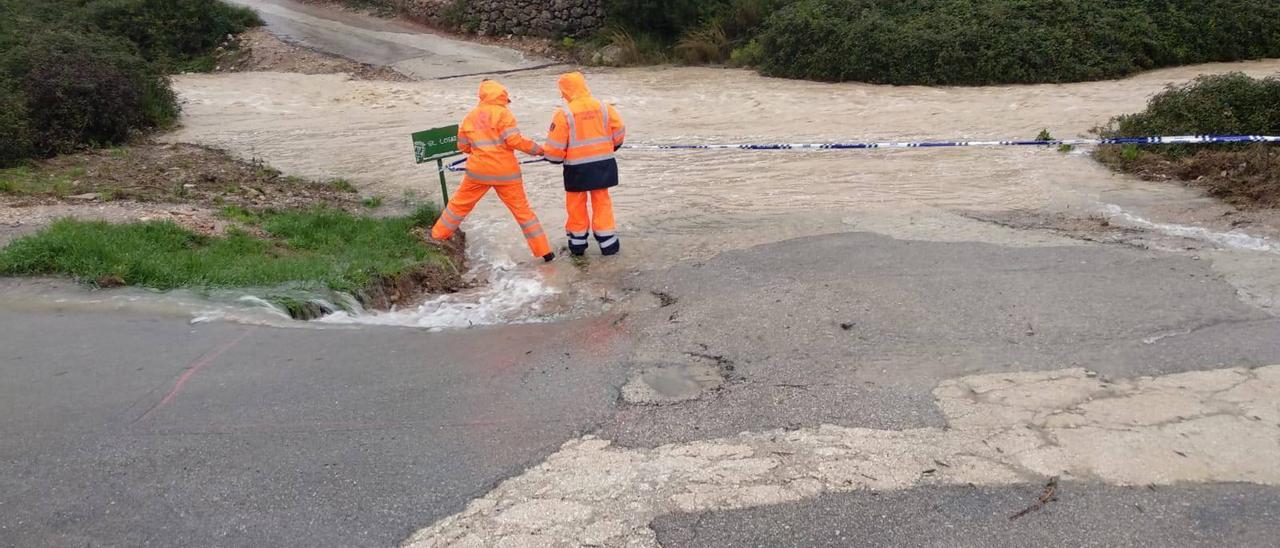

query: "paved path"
left=223, top=0, right=550, bottom=79
left=5, top=233, right=1280, bottom=546
left=5, top=2, right=1280, bottom=545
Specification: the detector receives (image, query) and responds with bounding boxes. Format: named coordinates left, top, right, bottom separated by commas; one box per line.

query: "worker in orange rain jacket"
left=431, top=79, right=555, bottom=262
left=542, top=72, right=626, bottom=256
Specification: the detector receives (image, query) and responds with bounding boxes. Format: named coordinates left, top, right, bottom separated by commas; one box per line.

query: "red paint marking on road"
left=135, top=329, right=254, bottom=422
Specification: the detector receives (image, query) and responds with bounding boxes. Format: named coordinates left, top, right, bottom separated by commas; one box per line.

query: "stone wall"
left=371, top=0, right=605, bottom=38
left=467, top=0, right=604, bottom=38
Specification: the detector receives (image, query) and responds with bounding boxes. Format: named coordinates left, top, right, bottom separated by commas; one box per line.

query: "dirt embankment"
left=1, top=142, right=364, bottom=242
left=0, top=141, right=353, bottom=240
left=1097, top=145, right=1280, bottom=209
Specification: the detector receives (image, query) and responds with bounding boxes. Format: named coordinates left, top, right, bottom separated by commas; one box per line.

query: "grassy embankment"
left=0, top=205, right=455, bottom=302
left=0, top=145, right=464, bottom=320
left=0, top=2, right=461, bottom=317
left=1095, top=73, right=1280, bottom=208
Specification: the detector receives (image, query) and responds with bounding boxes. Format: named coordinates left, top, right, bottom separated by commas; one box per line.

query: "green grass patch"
left=0, top=205, right=446, bottom=293
left=0, top=164, right=77, bottom=197
left=329, top=178, right=358, bottom=193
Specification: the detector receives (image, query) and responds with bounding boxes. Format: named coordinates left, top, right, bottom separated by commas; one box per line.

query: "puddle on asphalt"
left=621, top=363, right=727, bottom=405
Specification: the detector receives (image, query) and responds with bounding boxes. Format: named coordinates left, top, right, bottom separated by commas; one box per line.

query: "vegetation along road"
left=3, top=0, right=1280, bottom=546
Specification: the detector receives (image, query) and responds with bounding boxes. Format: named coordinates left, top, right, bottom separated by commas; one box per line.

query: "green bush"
left=1, top=31, right=177, bottom=157
left=0, top=207, right=444, bottom=292
left=604, top=0, right=718, bottom=41
left=85, top=0, right=262, bottom=70
left=0, top=0, right=259, bottom=166
left=729, top=39, right=765, bottom=67
left=1099, top=73, right=1280, bottom=156
left=0, top=85, right=32, bottom=166
left=675, top=24, right=731, bottom=64
left=755, top=0, right=1280, bottom=85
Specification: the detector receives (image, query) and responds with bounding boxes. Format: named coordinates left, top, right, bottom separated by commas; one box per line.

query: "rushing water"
left=150, top=56, right=1280, bottom=326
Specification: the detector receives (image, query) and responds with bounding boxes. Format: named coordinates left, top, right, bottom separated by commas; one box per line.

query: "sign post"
left=412, top=125, right=461, bottom=205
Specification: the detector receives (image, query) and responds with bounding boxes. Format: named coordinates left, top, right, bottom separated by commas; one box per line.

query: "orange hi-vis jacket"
left=543, top=72, right=625, bottom=192
left=458, top=80, right=543, bottom=185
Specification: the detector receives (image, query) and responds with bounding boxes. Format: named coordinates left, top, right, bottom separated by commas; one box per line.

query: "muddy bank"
left=360, top=230, right=468, bottom=310
left=275, top=233, right=467, bottom=320
left=1097, top=145, right=1280, bottom=209
left=0, top=142, right=363, bottom=210
left=0, top=142, right=365, bottom=240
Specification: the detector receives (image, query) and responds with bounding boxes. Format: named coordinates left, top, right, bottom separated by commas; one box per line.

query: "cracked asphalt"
left=5, top=232, right=1280, bottom=546
left=651, top=483, right=1280, bottom=547
left=6, top=1, right=1280, bottom=545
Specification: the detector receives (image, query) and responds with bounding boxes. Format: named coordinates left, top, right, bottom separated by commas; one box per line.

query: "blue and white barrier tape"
left=443, top=134, right=1280, bottom=172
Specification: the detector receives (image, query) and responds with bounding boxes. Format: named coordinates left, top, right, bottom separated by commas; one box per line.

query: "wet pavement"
left=4, top=1, right=1280, bottom=546
left=7, top=232, right=1280, bottom=546
left=0, top=308, right=627, bottom=547
left=222, top=0, right=548, bottom=79
left=652, top=483, right=1280, bottom=547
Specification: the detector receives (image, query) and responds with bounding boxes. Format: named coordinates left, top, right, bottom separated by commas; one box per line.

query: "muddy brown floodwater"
left=159, top=59, right=1280, bottom=327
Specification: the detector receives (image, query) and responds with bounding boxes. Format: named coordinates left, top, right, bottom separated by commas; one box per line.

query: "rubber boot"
left=595, top=231, right=620, bottom=256
left=567, top=231, right=589, bottom=256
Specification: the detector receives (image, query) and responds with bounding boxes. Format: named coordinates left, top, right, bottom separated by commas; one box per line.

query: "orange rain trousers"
left=565, top=189, right=615, bottom=235
left=431, top=180, right=551, bottom=258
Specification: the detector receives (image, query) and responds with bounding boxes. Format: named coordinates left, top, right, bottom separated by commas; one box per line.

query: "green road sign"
left=412, top=125, right=461, bottom=163
left=412, top=125, right=463, bottom=205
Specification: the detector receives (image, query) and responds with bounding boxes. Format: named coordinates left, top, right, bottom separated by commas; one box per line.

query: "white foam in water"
left=319, top=220, right=562, bottom=329
left=1102, top=204, right=1280, bottom=253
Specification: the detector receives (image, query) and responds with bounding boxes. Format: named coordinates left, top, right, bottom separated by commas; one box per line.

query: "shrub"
left=0, top=0, right=258, bottom=165
left=1098, top=73, right=1280, bottom=157
left=598, top=27, right=668, bottom=66
left=0, top=85, right=32, bottom=166
left=0, top=31, right=177, bottom=157
left=603, top=0, right=717, bottom=41
left=1095, top=74, right=1280, bottom=208
left=85, top=0, right=262, bottom=69
left=755, top=0, right=1280, bottom=85
left=1103, top=74, right=1280, bottom=138
left=675, top=24, right=731, bottom=65
left=605, top=0, right=793, bottom=42
left=729, top=39, right=765, bottom=67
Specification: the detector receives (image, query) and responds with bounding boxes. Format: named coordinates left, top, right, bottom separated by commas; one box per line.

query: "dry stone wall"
left=372, top=0, right=605, bottom=38
left=469, top=0, right=604, bottom=37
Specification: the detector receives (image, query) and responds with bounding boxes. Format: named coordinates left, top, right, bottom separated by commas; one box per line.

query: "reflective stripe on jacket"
left=544, top=72, right=625, bottom=192
left=459, top=80, right=543, bottom=186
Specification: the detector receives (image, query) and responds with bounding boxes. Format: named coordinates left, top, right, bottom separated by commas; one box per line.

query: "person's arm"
left=456, top=124, right=473, bottom=155
left=607, top=104, right=625, bottom=150
left=499, top=110, right=542, bottom=157
left=543, top=108, right=570, bottom=164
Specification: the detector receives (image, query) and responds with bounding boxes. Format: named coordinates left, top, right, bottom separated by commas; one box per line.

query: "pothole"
left=621, top=363, right=726, bottom=405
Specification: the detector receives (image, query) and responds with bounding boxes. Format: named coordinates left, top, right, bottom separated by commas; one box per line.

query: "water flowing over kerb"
left=443, top=134, right=1280, bottom=172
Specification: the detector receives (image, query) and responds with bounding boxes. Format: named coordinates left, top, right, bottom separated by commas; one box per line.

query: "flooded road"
left=161, top=54, right=1280, bottom=327
left=10, top=6, right=1280, bottom=544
